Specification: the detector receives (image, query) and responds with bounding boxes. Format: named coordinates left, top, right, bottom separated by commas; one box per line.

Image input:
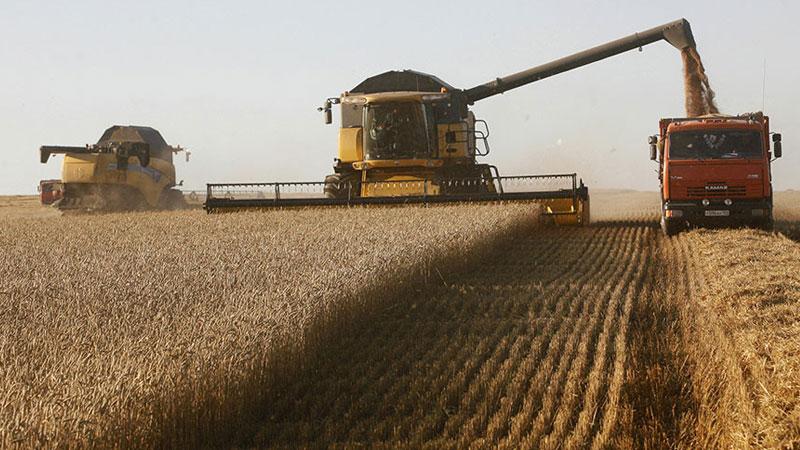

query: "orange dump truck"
left=650, top=112, right=783, bottom=235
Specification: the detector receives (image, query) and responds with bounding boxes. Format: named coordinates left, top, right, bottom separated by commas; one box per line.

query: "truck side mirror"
left=773, top=133, right=782, bottom=158
left=648, top=135, right=658, bottom=161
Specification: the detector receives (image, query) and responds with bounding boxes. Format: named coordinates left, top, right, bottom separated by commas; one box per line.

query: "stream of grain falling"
left=682, top=47, right=719, bottom=117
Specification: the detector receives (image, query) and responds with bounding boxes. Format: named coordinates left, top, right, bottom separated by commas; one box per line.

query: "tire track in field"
left=243, top=220, right=666, bottom=449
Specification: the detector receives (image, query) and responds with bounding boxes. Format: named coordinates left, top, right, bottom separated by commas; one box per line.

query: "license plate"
left=705, top=210, right=730, bottom=217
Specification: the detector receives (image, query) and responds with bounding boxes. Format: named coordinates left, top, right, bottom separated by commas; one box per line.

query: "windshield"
left=364, top=102, right=432, bottom=160
left=668, top=130, right=763, bottom=160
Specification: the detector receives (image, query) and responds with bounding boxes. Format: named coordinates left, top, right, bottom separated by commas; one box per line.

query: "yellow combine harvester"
left=205, top=19, right=697, bottom=225
left=40, top=126, right=189, bottom=211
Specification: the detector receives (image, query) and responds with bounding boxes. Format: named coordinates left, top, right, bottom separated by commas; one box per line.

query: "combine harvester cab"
left=206, top=18, right=697, bottom=226
left=40, top=126, right=190, bottom=211
left=651, top=112, right=782, bottom=235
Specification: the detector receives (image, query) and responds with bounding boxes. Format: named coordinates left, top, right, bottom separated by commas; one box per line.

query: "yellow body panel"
left=338, top=127, right=363, bottom=163
left=361, top=171, right=440, bottom=197
left=437, top=123, right=469, bottom=159
left=352, top=159, right=444, bottom=170
left=541, top=196, right=590, bottom=225
left=61, top=154, right=176, bottom=207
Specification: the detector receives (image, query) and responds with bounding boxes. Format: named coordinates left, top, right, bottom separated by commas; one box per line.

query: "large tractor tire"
left=324, top=173, right=359, bottom=199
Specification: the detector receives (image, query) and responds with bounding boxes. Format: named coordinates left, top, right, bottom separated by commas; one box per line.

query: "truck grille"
left=686, top=184, right=747, bottom=198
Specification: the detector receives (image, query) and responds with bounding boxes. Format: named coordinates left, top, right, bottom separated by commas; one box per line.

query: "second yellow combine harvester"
left=40, top=126, right=189, bottom=211
left=205, top=19, right=698, bottom=225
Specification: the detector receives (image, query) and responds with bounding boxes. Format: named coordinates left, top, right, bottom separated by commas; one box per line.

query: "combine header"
left=206, top=18, right=697, bottom=225
left=206, top=173, right=589, bottom=223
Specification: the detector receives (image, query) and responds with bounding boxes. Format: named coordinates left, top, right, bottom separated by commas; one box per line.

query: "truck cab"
left=651, top=112, right=782, bottom=235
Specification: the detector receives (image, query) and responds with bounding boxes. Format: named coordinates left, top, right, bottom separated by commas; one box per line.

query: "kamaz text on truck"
left=649, top=112, right=783, bottom=235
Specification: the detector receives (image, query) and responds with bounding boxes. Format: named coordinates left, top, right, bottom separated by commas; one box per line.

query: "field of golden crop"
left=1, top=191, right=799, bottom=448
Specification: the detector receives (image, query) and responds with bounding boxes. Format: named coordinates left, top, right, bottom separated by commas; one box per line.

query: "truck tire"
left=661, top=215, right=682, bottom=236
left=757, top=215, right=775, bottom=232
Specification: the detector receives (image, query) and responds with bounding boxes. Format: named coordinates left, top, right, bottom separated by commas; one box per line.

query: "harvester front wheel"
left=324, top=173, right=359, bottom=199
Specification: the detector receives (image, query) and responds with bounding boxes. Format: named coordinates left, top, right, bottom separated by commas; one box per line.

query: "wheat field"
left=1, top=192, right=799, bottom=448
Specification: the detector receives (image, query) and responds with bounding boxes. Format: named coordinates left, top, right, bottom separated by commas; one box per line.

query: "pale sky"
left=1, top=0, right=798, bottom=194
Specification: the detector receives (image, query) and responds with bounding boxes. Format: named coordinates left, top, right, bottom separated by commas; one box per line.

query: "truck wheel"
left=757, top=217, right=775, bottom=232
left=661, top=215, right=682, bottom=236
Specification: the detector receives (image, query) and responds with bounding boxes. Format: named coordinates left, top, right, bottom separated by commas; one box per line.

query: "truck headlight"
left=724, top=199, right=733, bottom=206
left=701, top=199, right=710, bottom=206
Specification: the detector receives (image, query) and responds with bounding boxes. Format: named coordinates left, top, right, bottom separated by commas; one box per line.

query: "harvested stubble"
left=0, top=204, right=538, bottom=448
left=676, top=228, right=800, bottom=449
left=775, top=190, right=800, bottom=241
left=612, top=193, right=800, bottom=449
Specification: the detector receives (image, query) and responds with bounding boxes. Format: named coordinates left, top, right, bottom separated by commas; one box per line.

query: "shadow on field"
left=614, top=233, right=698, bottom=449
left=591, top=219, right=659, bottom=229
left=148, top=221, right=703, bottom=447
left=206, top=222, right=700, bottom=448
left=219, top=227, right=636, bottom=447
left=228, top=226, right=591, bottom=447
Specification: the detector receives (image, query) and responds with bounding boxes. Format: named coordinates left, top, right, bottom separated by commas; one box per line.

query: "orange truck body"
left=653, top=112, right=781, bottom=234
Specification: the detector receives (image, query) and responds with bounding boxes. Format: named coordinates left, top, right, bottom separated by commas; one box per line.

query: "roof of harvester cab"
left=97, top=125, right=171, bottom=159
